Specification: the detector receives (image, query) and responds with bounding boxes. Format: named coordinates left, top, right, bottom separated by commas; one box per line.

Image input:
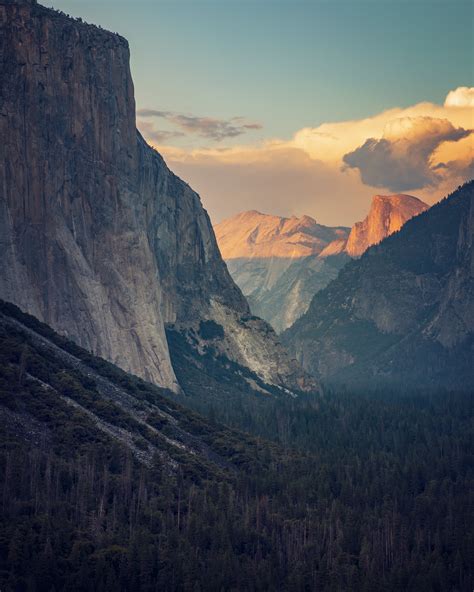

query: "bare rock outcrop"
left=214, top=196, right=428, bottom=334
left=344, top=194, right=428, bottom=257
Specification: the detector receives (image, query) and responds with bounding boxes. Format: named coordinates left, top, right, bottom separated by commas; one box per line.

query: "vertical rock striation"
left=0, top=0, right=313, bottom=393
left=344, top=194, right=428, bottom=257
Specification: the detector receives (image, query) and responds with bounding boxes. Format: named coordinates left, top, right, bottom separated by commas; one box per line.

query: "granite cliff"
left=0, top=0, right=313, bottom=394
left=344, top=194, right=428, bottom=257
left=282, top=182, right=474, bottom=389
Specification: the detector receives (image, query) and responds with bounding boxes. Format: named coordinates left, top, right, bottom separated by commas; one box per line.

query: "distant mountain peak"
left=214, top=196, right=429, bottom=333
left=371, top=193, right=428, bottom=209
left=214, top=211, right=351, bottom=332
left=215, top=210, right=346, bottom=260
left=345, top=192, right=429, bottom=257
left=239, top=209, right=266, bottom=217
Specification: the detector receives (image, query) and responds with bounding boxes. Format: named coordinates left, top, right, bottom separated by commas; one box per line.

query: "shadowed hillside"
left=0, top=300, right=472, bottom=590
left=283, top=182, right=474, bottom=390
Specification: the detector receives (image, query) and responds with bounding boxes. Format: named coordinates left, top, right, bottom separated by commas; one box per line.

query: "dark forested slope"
left=0, top=301, right=472, bottom=591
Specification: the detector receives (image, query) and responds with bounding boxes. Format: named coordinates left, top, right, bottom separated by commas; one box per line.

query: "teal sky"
left=43, top=0, right=472, bottom=225
left=47, top=0, right=472, bottom=145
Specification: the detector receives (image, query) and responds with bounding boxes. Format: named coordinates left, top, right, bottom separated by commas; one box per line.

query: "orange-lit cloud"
left=138, top=87, right=473, bottom=225
left=287, top=98, right=473, bottom=166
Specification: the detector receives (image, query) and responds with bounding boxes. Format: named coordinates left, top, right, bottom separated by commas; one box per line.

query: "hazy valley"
left=215, top=193, right=428, bottom=332
left=0, top=1, right=472, bottom=591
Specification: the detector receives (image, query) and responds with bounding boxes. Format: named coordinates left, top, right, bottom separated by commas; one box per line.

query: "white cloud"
left=444, top=86, right=474, bottom=108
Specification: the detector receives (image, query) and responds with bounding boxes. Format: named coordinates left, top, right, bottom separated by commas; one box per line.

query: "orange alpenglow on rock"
left=214, top=211, right=350, bottom=332
left=215, top=210, right=347, bottom=260
left=344, top=194, right=429, bottom=257
left=214, top=195, right=429, bottom=333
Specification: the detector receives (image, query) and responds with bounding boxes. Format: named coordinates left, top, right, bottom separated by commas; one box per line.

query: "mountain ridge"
left=282, top=182, right=474, bottom=389
left=216, top=210, right=348, bottom=260
left=214, top=193, right=428, bottom=332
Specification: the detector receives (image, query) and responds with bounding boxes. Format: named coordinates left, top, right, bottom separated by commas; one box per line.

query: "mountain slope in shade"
left=1, top=300, right=471, bottom=590
left=282, top=182, right=474, bottom=389
left=344, top=194, right=429, bottom=257
left=247, top=252, right=350, bottom=333
left=0, top=0, right=313, bottom=394
left=0, top=299, right=242, bottom=472
left=215, top=211, right=350, bottom=332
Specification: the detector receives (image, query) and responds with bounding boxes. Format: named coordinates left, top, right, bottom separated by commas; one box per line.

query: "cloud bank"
left=138, top=87, right=474, bottom=225
left=342, top=117, right=472, bottom=191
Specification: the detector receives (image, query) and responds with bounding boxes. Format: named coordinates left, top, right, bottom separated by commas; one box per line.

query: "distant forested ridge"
left=0, top=300, right=472, bottom=591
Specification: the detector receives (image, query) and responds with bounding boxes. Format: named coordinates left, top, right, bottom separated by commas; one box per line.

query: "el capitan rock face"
left=214, top=211, right=350, bottom=332
left=344, top=194, right=429, bottom=257
left=0, top=0, right=313, bottom=394
left=282, top=182, right=474, bottom=390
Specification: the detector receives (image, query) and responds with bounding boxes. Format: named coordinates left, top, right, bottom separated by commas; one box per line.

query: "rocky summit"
left=0, top=0, right=314, bottom=394
left=344, top=193, right=429, bottom=257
